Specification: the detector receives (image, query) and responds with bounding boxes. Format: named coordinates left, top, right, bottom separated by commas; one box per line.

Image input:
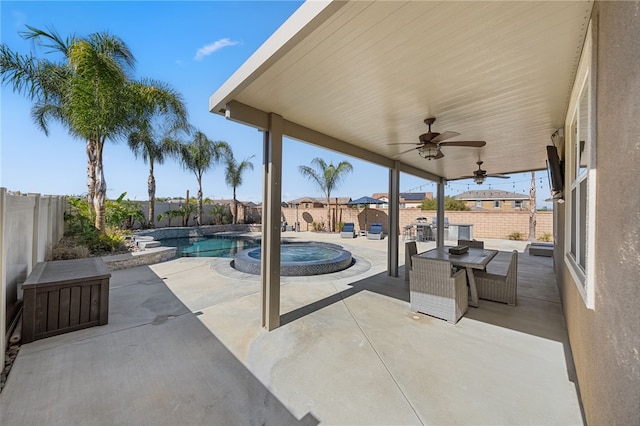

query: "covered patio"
left=0, top=235, right=582, bottom=424
left=208, top=0, right=593, bottom=330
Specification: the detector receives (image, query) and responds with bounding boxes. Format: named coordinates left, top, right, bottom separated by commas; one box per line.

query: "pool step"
left=137, top=240, right=161, bottom=250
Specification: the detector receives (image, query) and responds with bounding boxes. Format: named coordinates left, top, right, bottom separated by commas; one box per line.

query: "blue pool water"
left=159, top=235, right=260, bottom=258
left=247, top=245, right=342, bottom=262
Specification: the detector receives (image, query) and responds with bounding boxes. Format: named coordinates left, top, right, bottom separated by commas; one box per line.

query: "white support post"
left=261, top=113, right=283, bottom=330
left=437, top=180, right=445, bottom=247
left=387, top=163, right=400, bottom=277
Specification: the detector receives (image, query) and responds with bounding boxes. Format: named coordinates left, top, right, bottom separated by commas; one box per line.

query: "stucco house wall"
left=556, top=3, right=640, bottom=424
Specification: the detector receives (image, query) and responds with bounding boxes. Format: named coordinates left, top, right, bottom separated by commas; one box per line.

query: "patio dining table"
left=414, top=246, right=498, bottom=307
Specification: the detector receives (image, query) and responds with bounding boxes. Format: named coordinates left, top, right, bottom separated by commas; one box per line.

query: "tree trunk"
left=93, top=140, right=107, bottom=233
left=529, top=171, right=537, bottom=241
left=326, top=194, right=331, bottom=232
left=86, top=138, right=97, bottom=216
left=196, top=174, right=203, bottom=226
left=148, top=161, right=155, bottom=227
left=232, top=187, right=238, bottom=225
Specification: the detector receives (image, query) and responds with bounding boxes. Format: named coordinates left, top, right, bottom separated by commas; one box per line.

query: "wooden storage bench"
left=22, top=258, right=111, bottom=343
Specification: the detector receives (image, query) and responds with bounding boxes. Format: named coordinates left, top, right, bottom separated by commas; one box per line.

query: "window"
left=513, top=200, right=523, bottom=209
left=493, top=200, right=501, bottom=208
left=475, top=200, right=483, bottom=208
left=304, top=203, right=310, bottom=208
left=565, top=22, right=595, bottom=309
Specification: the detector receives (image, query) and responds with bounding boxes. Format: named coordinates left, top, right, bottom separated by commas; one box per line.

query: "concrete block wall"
left=281, top=207, right=553, bottom=240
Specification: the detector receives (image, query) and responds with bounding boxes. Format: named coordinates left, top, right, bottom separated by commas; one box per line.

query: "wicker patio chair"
left=474, top=250, right=518, bottom=306
left=458, top=239, right=484, bottom=249
left=409, top=257, right=468, bottom=324
left=404, top=241, right=417, bottom=283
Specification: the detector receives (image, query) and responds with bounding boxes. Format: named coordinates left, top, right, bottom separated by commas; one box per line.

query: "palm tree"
left=179, top=131, right=230, bottom=226
left=1, top=26, right=134, bottom=232
left=224, top=152, right=254, bottom=224
left=126, top=80, right=189, bottom=227
left=299, top=157, right=353, bottom=231
left=2, top=27, right=185, bottom=233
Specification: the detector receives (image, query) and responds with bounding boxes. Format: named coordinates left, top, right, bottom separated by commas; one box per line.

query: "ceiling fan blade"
left=431, top=131, right=460, bottom=143
left=434, top=150, right=445, bottom=159
left=486, top=174, right=510, bottom=179
left=438, top=140, right=486, bottom=147
left=394, top=146, right=419, bottom=156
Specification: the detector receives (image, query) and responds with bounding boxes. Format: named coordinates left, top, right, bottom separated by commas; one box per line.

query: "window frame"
left=564, top=22, right=596, bottom=309
left=493, top=200, right=501, bottom=209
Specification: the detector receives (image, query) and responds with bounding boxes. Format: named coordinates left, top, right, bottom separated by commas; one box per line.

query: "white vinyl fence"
left=0, top=188, right=65, bottom=367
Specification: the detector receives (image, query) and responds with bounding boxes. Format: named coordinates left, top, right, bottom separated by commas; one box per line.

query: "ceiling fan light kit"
left=388, top=116, right=486, bottom=160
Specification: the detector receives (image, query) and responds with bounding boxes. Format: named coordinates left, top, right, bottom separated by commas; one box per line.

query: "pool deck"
left=0, top=232, right=583, bottom=425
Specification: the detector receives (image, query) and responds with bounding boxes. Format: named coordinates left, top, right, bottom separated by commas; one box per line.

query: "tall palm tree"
left=179, top=131, right=230, bottom=226
left=2, top=26, right=187, bottom=233
left=1, top=26, right=135, bottom=232
left=299, top=157, right=353, bottom=231
left=224, top=152, right=254, bottom=224
left=126, top=79, right=189, bottom=227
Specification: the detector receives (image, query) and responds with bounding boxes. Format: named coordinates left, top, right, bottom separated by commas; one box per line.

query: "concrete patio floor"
left=0, top=233, right=584, bottom=425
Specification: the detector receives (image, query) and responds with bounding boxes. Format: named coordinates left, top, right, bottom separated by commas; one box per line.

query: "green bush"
left=311, top=221, right=325, bottom=232
left=64, top=195, right=130, bottom=255
left=538, top=232, right=553, bottom=242
left=209, top=204, right=233, bottom=225
left=420, top=196, right=468, bottom=211
left=507, top=231, right=524, bottom=241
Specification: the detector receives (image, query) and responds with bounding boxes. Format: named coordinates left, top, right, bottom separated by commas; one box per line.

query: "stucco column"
left=436, top=179, right=445, bottom=247
left=387, top=163, right=400, bottom=276
left=260, top=114, right=283, bottom=331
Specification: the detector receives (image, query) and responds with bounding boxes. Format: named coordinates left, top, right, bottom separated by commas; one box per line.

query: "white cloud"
left=194, top=38, right=239, bottom=61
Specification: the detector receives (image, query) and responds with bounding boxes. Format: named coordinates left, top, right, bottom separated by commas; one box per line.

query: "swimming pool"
left=159, top=235, right=260, bottom=258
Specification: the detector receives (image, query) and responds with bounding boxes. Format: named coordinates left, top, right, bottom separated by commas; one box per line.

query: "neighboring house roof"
left=371, top=193, right=388, bottom=200
left=454, top=190, right=529, bottom=201
left=371, top=192, right=432, bottom=203
left=287, top=196, right=352, bottom=205
left=287, top=197, right=319, bottom=204
left=401, top=192, right=433, bottom=201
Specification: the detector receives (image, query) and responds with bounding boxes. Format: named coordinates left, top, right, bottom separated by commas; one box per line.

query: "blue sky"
left=1, top=1, right=552, bottom=206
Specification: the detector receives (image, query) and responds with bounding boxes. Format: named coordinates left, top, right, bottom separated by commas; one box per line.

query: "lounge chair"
left=474, top=250, right=518, bottom=306
left=409, top=257, right=468, bottom=324
left=404, top=241, right=417, bottom=283
left=366, top=222, right=384, bottom=240
left=340, top=222, right=356, bottom=238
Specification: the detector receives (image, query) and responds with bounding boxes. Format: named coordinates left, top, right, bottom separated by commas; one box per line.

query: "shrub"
left=311, top=221, right=325, bottom=232
left=337, top=221, right=345, bottom=232
left=507, top=231, right=524, bottom=241
left=52, top=237, right=91, bottom=260
left=420, top=196, right=468, bottom=211
left=64, top=196, right=130, bottom=255
left=538, top=232, right=553, bottom=242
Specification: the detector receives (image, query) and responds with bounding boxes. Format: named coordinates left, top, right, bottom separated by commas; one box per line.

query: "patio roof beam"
left=222, top=101, right=445, bottom=184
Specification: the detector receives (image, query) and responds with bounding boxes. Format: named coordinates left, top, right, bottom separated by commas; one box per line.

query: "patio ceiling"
left=209, top=0, right=593, bottom=181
